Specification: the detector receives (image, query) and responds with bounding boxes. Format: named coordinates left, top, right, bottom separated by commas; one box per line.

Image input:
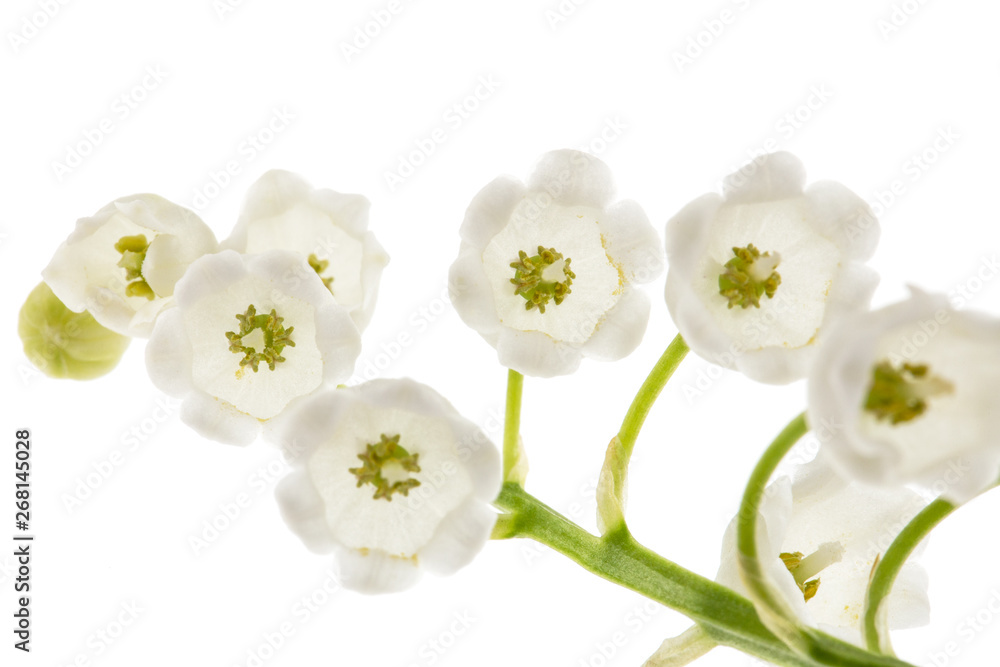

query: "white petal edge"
left=458, top=176, right=528, bottom=250
left=179, top=390, right=260, bottom=446
left=598, top=198, right=664, bottom=284
left=581, top=288, right=651, bottom=363
left=275, top=471, right=339, bottom=553
left=332, top=544, right=422, bottom=594
left=145, top=307, right=195, bottom=397
left=527, top=149, right=616, bottom=209
left=495, top=327, right=581, bottom=378
left=722, top=151, right=806, bottom=204
left=449, top=246, right=504, bottom=346
left=230, top=170, right=313, bottom=245
left=803, top=180, right=880, bottom=261
left=418, top=500, right=497, bottom=576
left=353, top=231, right=390, bottom=331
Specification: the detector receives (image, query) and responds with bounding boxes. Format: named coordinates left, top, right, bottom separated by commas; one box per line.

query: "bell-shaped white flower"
left=223, top=170, right=389, bottom=331
left=664, top=152, right=879, bottom=384
left=271, top=379, right=501, bottom=594
left=145, top=249, right=361, bottom=446
left=449, top=149, right=663, bottom=377
left=716, top=455, right=930, bottom=646
left=42, top=194, right=219, bottom=338
left=809, top=288, right=1000, bottom=503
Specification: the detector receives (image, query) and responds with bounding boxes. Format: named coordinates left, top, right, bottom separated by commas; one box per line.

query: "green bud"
left=18, top=282, right=130, bottom=380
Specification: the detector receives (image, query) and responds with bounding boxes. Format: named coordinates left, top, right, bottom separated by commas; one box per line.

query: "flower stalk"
left=596, top=334, right=689, bottom=534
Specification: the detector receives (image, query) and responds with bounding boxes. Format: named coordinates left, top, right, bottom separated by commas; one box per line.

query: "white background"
left=3, top=0, right=1000, bottom=665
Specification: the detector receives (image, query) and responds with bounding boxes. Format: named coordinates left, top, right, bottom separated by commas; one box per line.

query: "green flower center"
left=348, top=434, right=421, bottom=501
left=780, top=542, right=843, bottom=603
left=115, top=234, right=155, bottom=300
left=718, top=244, right=782, bottom=309
left=864, top=361, right=954, bottom=425
left=225, top=304, right=295, bottom=372
left=509, top=246, right=575, bottom=314
left=308, top=253, right=334, bottom=294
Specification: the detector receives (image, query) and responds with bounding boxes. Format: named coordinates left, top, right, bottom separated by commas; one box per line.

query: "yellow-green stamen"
left=510, top=245, right=575, bottom=314
left=349, top=434, right=421, bottom=501
left=718, top=244, right=781, bottom=309
left=864, top=361, right=954, bottom=425
left=115, top=234, right=155, bottom=300
left=225, top=304, right=295, bottom=372
left=308, top=253, right=334, bottom=293
left=780, top=542, right=843, bottom=603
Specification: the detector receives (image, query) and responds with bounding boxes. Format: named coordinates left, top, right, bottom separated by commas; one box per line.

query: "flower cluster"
left=21, top=149, right=1000, bottom=665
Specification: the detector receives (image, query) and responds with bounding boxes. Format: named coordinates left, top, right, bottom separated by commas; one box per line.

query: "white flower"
left=42, top=194, right=219, bottom=338
left=271, top=379, right=501, bottom=594
left=145, top=249, right=361, bottom=446
left=716, top=455, right=930, bottom=646
left=809, top=288, right=1000, bottom=503
left=449, top=149, right=663, bottom=377
left=223, top=170, right=389, bottom=331
left=664, top=152, right=879, bottom=384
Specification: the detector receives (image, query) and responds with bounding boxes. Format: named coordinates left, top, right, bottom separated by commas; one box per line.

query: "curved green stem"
left=864, top=478, right=1000, bottom=653
left=862, top=494, right=966, bottom=654
left=597, top=334, right=689, bottom=533
left=735, top=412, right=811, bottom=653
left=502, top=369, right=527, bottom=486
left=618, top=334, right=690, bottom=454
left=494, top=482, right=915, bottom=667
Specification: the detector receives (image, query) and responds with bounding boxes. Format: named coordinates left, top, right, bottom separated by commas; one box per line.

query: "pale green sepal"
left=19, top=282, right=130, bottom=380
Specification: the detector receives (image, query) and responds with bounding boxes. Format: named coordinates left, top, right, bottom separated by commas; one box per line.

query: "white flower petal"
left=275, top=471, right=339, bottom=553
left=225, top=170, right=387, bottom=331
left=599, top=198, right=664, bottom=284
left=450, top=150, right=658, bottom=376
left=145, top=250, right=360, bottom=445
left=332, top=544, right=422, bottom=594
left=449, top=247, right=503, bottom=345
left=715, top=455, right=930, bottom=645
left=309, top=190, right=371, bottom=238
left=722, top=151, right=806, bottom=204
left=664, top=193, right=723, bottom=276
left=173, top=248, right=246, bottom=307
left=809, top=289, right=1000, bottom=502
left=180, top=390, right=260, bottom=446
left=354, top=232, right=390, bottom=331
left=419, top=500, right=498, bottom=576
left=144, top=307, right=194, bottom=397
left=803, top=180, right=879, bottom=260
left=665, top=154, right=880, bottom=384
left=527, top=149, right=615, bottom=209
left=459, top=176, right=528, bottom=249
left=231, top=169, right=312, bottom=231
left=730, top=344, right=815, bottom=386
left=781, top=458, right=925, bottom=635
left=495, top=328, right=581, bottom=378
left=481, top=202, right=621, bottom=343
left=271, top=380, right=501, bottom=594
left=42, top=194, right=217, bottom=337
left=886, top=562, right=931, bottom=630
left=581, top=288, right=651, bottom=363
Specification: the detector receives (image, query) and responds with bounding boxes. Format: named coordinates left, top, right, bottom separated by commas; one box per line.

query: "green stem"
left=502, top=369, right=526, bottom=485
left=494, top=483, right=915, bottom=667
left=618, top=333, right=690, bottom=454
left=862, top=497, right=957, bottom=654
left=597, top=334, right=689, bottom=533
left=735, top=412, right=812, bottom=652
